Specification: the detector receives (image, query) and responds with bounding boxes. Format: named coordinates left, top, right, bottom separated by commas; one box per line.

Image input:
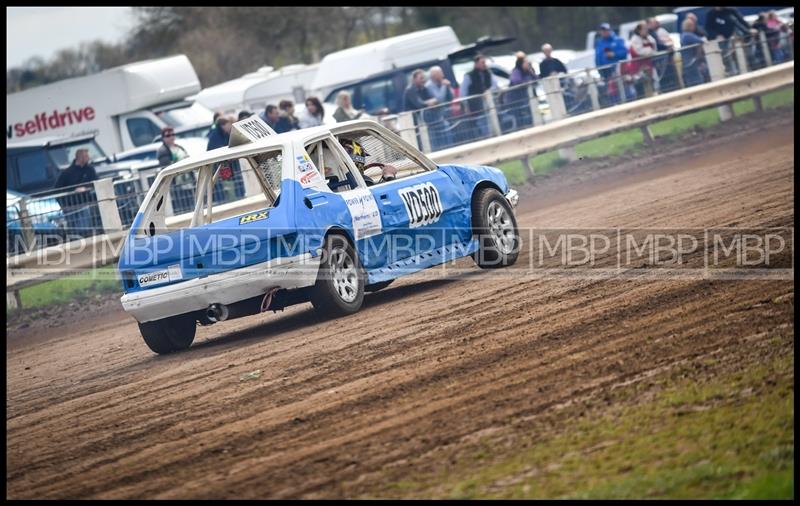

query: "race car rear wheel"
left=310, top=234, right=365, bottom=318
left=138, top=314, right=197, bottom=354
left=472, top=188, right=520, bottom=269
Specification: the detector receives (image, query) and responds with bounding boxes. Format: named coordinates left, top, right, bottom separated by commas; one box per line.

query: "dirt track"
left=6, top=112, right=794, bottom=499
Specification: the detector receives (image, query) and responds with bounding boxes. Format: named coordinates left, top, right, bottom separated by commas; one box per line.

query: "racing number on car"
left=398, top=182, right=443, bottom=228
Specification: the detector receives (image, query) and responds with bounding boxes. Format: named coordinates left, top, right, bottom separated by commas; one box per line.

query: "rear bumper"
left=120, top=253, right=321, bottom=323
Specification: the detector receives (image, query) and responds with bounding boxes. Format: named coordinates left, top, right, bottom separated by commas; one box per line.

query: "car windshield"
left=47, top=139, right=107, bottom=169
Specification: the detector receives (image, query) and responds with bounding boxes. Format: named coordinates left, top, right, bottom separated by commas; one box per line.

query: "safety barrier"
left=5, top=58, right=794, bottom=306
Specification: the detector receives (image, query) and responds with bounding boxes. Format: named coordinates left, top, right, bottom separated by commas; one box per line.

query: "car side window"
left=339, top=129, right=428, bottom=185
left=315, top=138, right=367, bottom=192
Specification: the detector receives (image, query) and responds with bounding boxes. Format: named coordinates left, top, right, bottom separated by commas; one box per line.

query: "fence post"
left=758, top=31, right=773, bottom=67
left=541, top=75, right=577, bottom=161
left=483, top=90, right=502, bottom=137
left=17, top=197, right=36, bottom=251
left=734, top=36, right=749, bottom=75
left=418, top=120, right=432, bottom=153
left=615, top=62, right=627, bottom=104
left=397, top=112, right=420, bottom=150
left=526, top=84, right=544, bottom=126
left=93, top=177, right=123, bottom=233
left=7, top=268, right=21, bottom=311
left=586, top=69, right=600, bottom=111
left=703, top=39, right=733, bottom=122
left=240, top=159, right=263, bottom=197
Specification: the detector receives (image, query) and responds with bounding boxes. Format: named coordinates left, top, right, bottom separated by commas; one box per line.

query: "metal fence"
left=395, top=33, right=794, bottom=153
left=6, top=32, right=794, bottom=256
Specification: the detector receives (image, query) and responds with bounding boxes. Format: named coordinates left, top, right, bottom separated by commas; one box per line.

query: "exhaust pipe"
left=206, top=303, right=229, bottom=322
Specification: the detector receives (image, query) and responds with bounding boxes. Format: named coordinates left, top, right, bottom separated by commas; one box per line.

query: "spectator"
left=705, top=6, right=753, bottom=41
left=460, top=54, right=499, bottom=139
left=753, top=12, right=786, bottom=64
left=208, top=111, right=222, bottom=139
left=505, top=52, right=537, bottom=129
left=403, top=68, right=437, bottom=111
left=157, top=127, right=189, bottom=168
left=686, top=12, right=708, bottom=39
left=424, top=66, right=455, bottom=149
left=206, top=116, right=242, bottom=201
left=595, top=22, right=628, bottom=105
left=425, top=65, right=454, bottom=104
left=333, top=91, right=364, bottom=122
left=237, top=110, right=252, bottom=121
left=539, top=43, right=568, bottom=78
left=54, top=148, right=98, bottom=235
left=274, top=99, right=300, bottom=133
left=260, top=104, right=281, bottom=130
left=630, top=22, right=657, bottom=97
left=206, top=115, right=233, bottom=151
left=298, top=96, right=325, bottom=128
left=647, top=17, right=679, bottom=92
left=680, top=17, right=709, bottom=87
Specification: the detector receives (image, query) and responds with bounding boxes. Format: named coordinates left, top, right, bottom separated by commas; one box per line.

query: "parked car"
left=118, top=116, right=520, bottom=353
left=6, top=189, right=66, bottom=253
left=112, top=136, right=210, bottom=165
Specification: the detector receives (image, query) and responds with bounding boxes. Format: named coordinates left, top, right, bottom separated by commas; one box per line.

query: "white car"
left=112, top=137, right=210, bottom=165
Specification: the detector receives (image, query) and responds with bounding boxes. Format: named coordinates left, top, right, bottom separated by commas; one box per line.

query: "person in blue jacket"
left=595, top=23, right=628, bottom=81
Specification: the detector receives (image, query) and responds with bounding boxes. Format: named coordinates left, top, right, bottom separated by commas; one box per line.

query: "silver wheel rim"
left=487, top=200, right=515, bottom=255
left=331, top=245, right=358, bottom=303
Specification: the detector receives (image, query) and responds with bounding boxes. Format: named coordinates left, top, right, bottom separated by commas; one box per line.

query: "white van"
left=310, top=27, right=512, bottom=115
left=6, top=55, right=213, bottom=156
left=193, top=63, right=320, bottom=115
left=310, top=26, right=463, bottom=104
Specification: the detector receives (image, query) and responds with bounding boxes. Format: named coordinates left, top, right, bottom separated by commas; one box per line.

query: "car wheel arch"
left=470, top=180, right=505, bottom=221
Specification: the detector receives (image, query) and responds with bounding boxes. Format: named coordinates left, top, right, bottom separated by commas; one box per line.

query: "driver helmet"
left=339, top=138, right=369, bottom=170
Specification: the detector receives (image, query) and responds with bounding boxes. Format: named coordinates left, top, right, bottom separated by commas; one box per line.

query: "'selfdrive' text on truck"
left=6, top=55, right=213, bottom=156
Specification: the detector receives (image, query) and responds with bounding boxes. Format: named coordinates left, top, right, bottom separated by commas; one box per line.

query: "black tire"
left=310, top=234, right=365, bottom=318
left=138, top=314, right=197, bottom=354
left=365, top=279, right=394, bottom=293
left=472, top=188, right=520, bottom=269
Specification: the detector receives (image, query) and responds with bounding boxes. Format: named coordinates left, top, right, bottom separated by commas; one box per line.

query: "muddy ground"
left=6, top=108, right=794, bottom=498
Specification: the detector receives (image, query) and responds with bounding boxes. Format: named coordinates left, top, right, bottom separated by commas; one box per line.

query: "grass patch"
left=12, top=265, right=120, bottom=313
left=494, top=87, right=794, bottom=184
left=374, top=353, right=794, bottom=499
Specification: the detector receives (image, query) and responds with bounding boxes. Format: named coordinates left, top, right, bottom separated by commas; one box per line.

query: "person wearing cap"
left=595, top=22, right=628, bottom=96
left=157, top=127, right=189, bottom=168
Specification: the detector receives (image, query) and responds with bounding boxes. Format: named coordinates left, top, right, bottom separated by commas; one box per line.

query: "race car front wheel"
left=138, top=314, right=197, bottom=354
left=472, top=188, right=520, bottom=268
left=310, top=234, right=365, bottom=318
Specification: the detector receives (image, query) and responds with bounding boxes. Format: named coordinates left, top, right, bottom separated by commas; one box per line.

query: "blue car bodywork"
left=118, top=118, right=518, bottom=338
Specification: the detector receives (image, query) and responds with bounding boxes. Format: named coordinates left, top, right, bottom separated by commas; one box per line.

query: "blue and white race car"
left=118, top=117, right=519, bottom=354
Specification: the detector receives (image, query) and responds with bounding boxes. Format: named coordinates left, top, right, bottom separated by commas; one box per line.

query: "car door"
left=370, top=169, right=468, bottom=267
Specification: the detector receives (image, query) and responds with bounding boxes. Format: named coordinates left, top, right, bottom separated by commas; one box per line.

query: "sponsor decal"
left=8, top=106, right=96, bottom=139
left=342, top=188, right=382, bottom=240
left=138, top=263, right=182, bottom=288
left=295, top=152, right=325, bottom=188
left=239, top=210, right=269, bottom=224
left=398, top=182, right=443, bottom=228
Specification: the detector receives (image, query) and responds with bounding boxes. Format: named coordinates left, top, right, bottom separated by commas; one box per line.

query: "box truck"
left=6, top=54, right=213, bottom=156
